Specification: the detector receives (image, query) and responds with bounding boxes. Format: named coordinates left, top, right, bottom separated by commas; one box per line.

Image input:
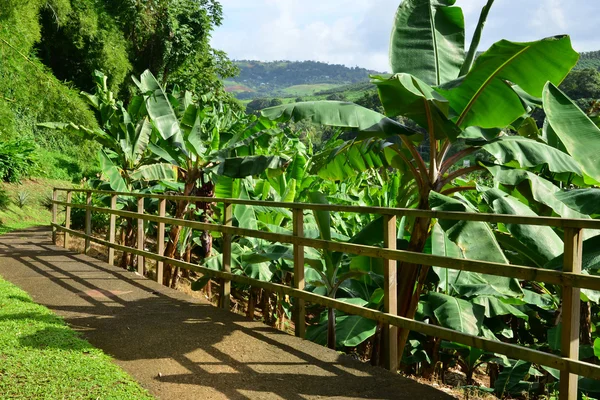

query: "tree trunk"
left=396, top=195, right=431, bottom=365
left=370, top=322, right=383, bottom=366
left=327, top=307, right=336, bottom=350
left=195, top=174, right=215, bottom=258
left=119, top=220, right=136, bottom=270
left=246, top=287, right=257, bottom=320
left=580, top=300, right=592, bottom=346
left=163, top=180, right=196, bottom=286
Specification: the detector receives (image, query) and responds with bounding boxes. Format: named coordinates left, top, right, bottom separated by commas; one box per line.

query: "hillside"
left=575, top=50, right=600, bottom=71
left=225, top=60, right=378, bottom=100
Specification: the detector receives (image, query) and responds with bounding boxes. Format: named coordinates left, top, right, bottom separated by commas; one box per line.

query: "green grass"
left=281, top=83, right=342, bottom=96
left=0, top=178, right=73, bottom=235
left=0, top=277, right=154, bottom=399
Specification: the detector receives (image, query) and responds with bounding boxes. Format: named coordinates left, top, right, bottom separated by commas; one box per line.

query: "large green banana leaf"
left=494, top=360, right=532, bottom=398
left=429, top=192, right=523, bottom=298
left=428, top=292, right=484, bottom=335
left=554, top=189, right=600, bottom=215
left=261, top=101, right=419, bottom=139
left=133, top=70, right=182, bottom=141
left=372, top=73, right=461, bottom=140
left=129, top=163, right=176, bottom=182
left=543, top=83, right=600, bottom=183
left=431, top=224, right=522, bottom=298
left=471, top=296, right=528, bottom=320
left=438, top=36, right=578, bottom=129
left=313, top=142, right=393, bottom=181
left=98, top=150, right=127, bottom=192
left=306, top=308, right=377, bottom=348
left=481, top=188, right=563, bottom=264
left=389, top=0, right=465, bottom=85
left=430, top=192, right=508, bottom=263
left=485, top=165, right=590, bottom=220
left=216, top=155, right=288, bottom=179
left=544, top=234, right=600, bottom=275
left=479, top=136, right=583, bottom=175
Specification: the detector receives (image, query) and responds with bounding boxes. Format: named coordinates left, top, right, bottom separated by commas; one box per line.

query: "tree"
left=560, top=68, right=600, bottom=101
left=270, top=98, right=283, bottom=107
left=246, top=98, right=271, bottom=115
left=41, top=70, right=177, bottom=268
left=263, top=0, right=588, bottom=368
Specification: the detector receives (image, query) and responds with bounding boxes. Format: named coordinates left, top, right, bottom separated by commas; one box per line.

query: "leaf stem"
left=436, top=165, right=484, bottom=191
left=459, top=0, right=496, bottom=76
left=440, top=186, right=476, bottom=196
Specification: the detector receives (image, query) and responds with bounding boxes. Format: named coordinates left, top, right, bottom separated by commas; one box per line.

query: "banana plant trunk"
left=195, top=173, right=215, bottom=258
left=327, top=307, right=336, bottom=350
left=163, top=180, right=196, bottom=287
left=396, top=195, right=432, bottom=365
left=119, top=220, right=136, bottom=269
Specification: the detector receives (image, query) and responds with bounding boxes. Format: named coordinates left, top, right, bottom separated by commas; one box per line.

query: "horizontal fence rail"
left=50, top=188, right=600, bottom=399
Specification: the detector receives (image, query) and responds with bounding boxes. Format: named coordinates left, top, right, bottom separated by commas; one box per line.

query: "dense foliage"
left=4, top=0, right=600, bottom=398
left=576, top=51, right=600, bottom=71
left=0, top=0, right=237, bottom=183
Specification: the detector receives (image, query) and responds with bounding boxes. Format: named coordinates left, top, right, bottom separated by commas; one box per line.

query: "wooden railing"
left=51, top=188, right=600, bottom=399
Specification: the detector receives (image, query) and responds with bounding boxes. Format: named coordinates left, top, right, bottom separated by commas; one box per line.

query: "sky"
left=211, top=0, right=600, bottom=72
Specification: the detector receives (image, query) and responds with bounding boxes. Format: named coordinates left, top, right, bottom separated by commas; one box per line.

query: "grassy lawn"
left=0, top=178, right=71, bottom=235
left=0, top=277, right=154, bottom=399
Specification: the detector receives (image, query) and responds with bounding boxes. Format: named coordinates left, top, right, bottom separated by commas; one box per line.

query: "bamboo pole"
left=220, top=203, right=233, bottom=310
left=560, top=227, right=583, bottom=400
left=84, top=191, right=92, bottom=254
left=156, top=198, right=166, bottom=284
left=107, top=194, right=117, bottom=265
left=137, top=197, right=145, bottom=275
left=293, top=208, right=305, bottom=338
left=64, top=191, right=72, bottom=248
left=383, top=215, right=398, bottom=371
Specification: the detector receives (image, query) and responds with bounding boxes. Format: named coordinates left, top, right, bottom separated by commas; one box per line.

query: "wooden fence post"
left=64, top=191, right=72, bottom=249
left=220, top=202, right=233, bottom=309
left=107, top=194, right=117, bottom=265
left=560, top=227, right=583, bottom=400
left=293, top=208, right=306, bottom=338
left=156, top=198, right=166, bottom=284
left=137, top=197, right=145, bottom=275
left=51, top=189, right=58, bottom=244
left=84, top=191, right=92, bottom=254
left=383, top=215, right=398, bottom=371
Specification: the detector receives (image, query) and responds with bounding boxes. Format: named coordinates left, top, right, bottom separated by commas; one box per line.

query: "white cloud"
left=212, top=0, right=600, bottom=72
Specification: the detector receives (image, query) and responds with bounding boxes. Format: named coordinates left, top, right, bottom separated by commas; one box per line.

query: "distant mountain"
left=228, top=51, right=600, bottom=103
left=225, top=60, right=379, bottom=100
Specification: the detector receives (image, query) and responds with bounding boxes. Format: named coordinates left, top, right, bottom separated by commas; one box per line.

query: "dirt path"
left=0, top=227, right=455, bottom=400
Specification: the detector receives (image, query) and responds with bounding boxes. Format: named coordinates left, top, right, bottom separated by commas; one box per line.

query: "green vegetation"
left=3, top=0, right=600, bottom=398
left=1, top=0, right=237, bottom=186
left=0, top=179, right=69, bottom=235
left=0, top=276, right=153, bottom=399
left=576, top=51, right=600, bottom=71
left=226, top=60, right=376, bottom=99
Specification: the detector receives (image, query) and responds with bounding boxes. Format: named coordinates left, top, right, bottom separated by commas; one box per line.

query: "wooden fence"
left=51, top=188, right=600, bottom=400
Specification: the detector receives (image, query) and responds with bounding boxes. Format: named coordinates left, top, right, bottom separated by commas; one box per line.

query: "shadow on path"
left=0, top=227, right=454, bottom=400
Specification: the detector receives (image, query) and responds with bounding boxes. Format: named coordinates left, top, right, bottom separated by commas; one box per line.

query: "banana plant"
left=135, top=70, right=289, bottom=287
left=308, top=191, right=387, bottom=349
left=261, top=0, right=595, bottom=366
left=40, top=70, right=177, bottom=268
